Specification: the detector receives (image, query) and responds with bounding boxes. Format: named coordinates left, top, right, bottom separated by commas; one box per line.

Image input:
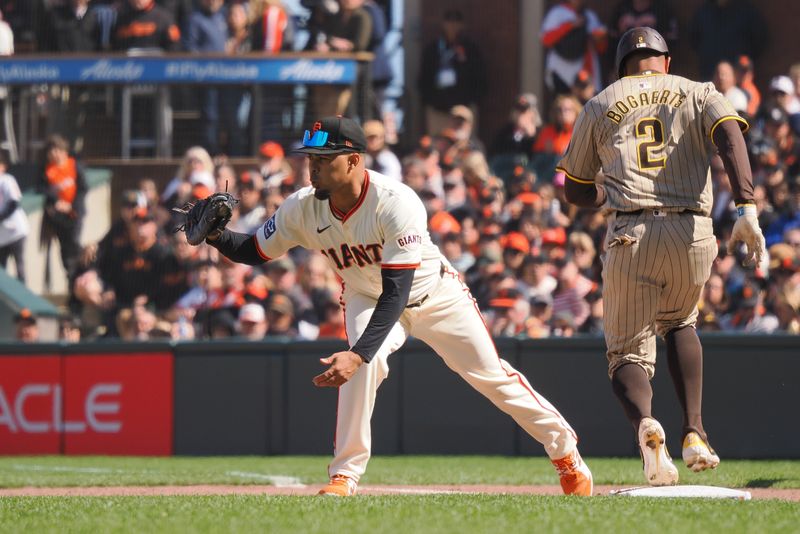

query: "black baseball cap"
left=293, top=116, right=367, bottom=155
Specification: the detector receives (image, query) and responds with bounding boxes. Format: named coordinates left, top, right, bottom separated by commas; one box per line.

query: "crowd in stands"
left=1, top=0, right=800, bottom=342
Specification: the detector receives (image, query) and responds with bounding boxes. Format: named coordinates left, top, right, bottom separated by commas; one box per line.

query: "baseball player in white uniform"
left=205, top=116, right=593, bottom=496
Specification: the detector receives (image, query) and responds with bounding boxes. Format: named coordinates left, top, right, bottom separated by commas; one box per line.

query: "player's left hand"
left=313, top=351, right=363, bottom=387
left=728, top=206, right=765, bottom=267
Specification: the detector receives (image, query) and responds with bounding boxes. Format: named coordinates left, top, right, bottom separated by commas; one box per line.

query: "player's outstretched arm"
left=206, top=228, right=267, bottom=266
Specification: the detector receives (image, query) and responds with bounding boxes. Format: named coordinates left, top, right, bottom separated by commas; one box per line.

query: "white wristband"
left=737, top=204, right=756, bottom=218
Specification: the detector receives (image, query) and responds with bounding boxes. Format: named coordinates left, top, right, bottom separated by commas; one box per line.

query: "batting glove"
left=728, top=204, right=765, bottom=267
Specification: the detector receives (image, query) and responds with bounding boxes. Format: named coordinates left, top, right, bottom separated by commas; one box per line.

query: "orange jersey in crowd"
left=45, top=157, right=78, bottom=204
left=533, top=124, right=573, bottom=156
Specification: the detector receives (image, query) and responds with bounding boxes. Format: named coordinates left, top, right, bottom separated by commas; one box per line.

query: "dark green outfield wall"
left=1, top=335, right=797, bottom=458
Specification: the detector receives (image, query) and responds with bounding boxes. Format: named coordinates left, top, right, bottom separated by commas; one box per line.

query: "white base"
left=610, top=485, right=751, bottom=500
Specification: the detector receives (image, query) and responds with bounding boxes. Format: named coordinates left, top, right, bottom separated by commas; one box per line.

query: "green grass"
left=1, top=494, right=798, bottom=534
left=1, top=456, right=799, bottom=533
left=0, top=455, right=798, bottom=489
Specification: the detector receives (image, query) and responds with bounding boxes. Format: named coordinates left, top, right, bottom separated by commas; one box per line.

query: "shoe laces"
left=330, top=474, right=352, bottom=485
left=553, top=454, right=580, bottom=477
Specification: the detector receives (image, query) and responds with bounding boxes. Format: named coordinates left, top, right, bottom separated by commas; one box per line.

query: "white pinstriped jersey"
left=557, top=73, right=747, bottom=215
left=254, top=169, right=443, bottom=303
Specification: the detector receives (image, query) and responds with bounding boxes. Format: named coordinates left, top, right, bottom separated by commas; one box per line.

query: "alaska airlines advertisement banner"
left=0, top=57, right=357, bottom=85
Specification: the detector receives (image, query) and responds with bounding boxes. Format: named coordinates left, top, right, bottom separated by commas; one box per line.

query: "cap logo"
left=637, top=35, right=645, bottom=43
left=312, top=121, right=322, bottom=133
left=344, top=140, right=353, bottom=147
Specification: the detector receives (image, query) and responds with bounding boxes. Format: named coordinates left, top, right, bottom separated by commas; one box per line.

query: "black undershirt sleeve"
left=0, top=199, right=18, bottom=221
left=350, top=267, right=415, bottom=363
left=206, top=228, right=266, bottom=266
left=712, top=119, right=755, bottom=205
left=564, top=177, right=607, bottom=208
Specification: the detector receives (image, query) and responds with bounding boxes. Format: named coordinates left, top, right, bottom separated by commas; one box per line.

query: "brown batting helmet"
left=615, top=26, right=669, bottom=79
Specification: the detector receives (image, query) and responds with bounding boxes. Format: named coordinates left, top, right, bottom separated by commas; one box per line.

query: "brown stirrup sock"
left=665, top=326, right=706, bottom=440
left=611, top=363, right=653, bottom=431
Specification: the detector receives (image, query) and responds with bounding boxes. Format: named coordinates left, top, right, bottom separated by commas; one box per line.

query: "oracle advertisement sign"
left=0, top=353, right=172, bottom=455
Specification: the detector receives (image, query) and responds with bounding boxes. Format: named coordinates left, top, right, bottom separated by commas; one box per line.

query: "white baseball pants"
left=329, top=266, right=579, bottom=482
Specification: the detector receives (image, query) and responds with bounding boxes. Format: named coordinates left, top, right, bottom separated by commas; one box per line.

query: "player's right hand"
left=312, top=351, right=363, bottom=388
left=728, top=206, right=765, bottom=267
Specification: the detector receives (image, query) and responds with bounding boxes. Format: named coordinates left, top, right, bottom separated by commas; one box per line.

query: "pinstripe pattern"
left=557, top=73, right=736, bottom=377
left=558, top=73, right=746, bottom=215
left=603, top=211, right=717, bottom=378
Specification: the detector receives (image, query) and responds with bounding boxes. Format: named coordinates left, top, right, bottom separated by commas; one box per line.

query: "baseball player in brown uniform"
left=558, top=27, right=765, bottom=486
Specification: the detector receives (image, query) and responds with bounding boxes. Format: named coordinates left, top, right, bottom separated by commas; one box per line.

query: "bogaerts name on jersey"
left=606, top=89, right=687, bottom=124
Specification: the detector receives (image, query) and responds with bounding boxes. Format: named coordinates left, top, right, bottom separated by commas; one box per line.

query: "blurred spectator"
left=609, top=0, right=678, bottom=51
left=39, top=0, right=100, bottom=52
left=94, top=189, right=146, bottom=281
left=317, top=295, right=346, bottom=340
left=500, top=231, right=530, bottom=274
left=97, top=207, right=184, bottom=312
left=488, top=288, right=529, bottom=337
left=571, top=68, right=597, bottom=105
left=525, top=293, right=553, bottom=338
left=734, top=55, right=760, bottom=119
left=59, top=316, right=82, bottom=342
left=540, top=0, right=607, bottom=93
left=229, top=170, right=266, bottom=233
left=697, top=273, right=729, bottom=331
left=551, top=258, right=592, bottom=329
left=567, top=231, right=596, bottom=278
left=518, top=253, right=557, bottom=302
left=689, top=0, right=766, bottom=80
left=39, top=134, right=87, bottom=283
left=362, top=0, right=393, bottom=115
left=713, top=61, right=748, bottom=115
left=259, top=141, right=291, bottom=190
left=72, top=268, right=114, bottom=338
left=209, top=309, right=237, bottom=338
left=14, top=308, right=38, bottom=342
left=533, top=95, right=581, bottom=158
left=0, top=1, right=33, bottom=51
left=720, top=280, right=778, bottom=333
left=769, top=75, right=800, bottom=116
left=266, top=293, right=297, bottom=337
left=250, top=0, right=293, bottom=52
left=158, top=0, right=193, bottom=33
left=308, top=0, right=371, bottom=117
left=186, top=0, right=228, bottom=154
left=215, top=162, right=238, bottom=193
left=441, top=231, right=474, bottom=273
left=0, top=153, right=28, bottom=284
left=363, top=120, right=401, bottom=180
left=238, top=302, right=268, bottom=340
left=419, top=9, right=487, bottom=136
left=489, top=93, right=542, bottom=161
left=112, top=0, right=181, bottom=52
left=219, top=1, right=254, bottom=156
left=550, top=310, right=577, bottom=337
left=0, top=8, right=11, bottom=55
left=162, top=146, right=215, bottom=215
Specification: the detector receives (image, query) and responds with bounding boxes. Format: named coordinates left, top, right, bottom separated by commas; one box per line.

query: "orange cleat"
left=552, top=449, right=594, bottom=496
left=318, top=474, right=358, bottom=496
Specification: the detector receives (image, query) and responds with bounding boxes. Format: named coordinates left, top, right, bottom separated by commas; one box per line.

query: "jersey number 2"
left=635, top=118, right=666, bottom=170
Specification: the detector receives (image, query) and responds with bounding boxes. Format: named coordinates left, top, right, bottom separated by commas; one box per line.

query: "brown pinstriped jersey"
left=557, top=72, right=747, bottom=215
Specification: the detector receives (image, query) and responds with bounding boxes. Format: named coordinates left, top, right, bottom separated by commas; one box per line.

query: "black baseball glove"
left=173, top=192, right=239, bottom=245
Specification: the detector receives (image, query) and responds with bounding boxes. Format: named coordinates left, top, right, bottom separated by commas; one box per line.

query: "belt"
left=405, top=262, right=447, bottom=309
left=621, top=208, right=695, bottom=217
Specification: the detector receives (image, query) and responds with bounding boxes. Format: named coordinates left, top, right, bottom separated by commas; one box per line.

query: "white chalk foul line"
left=225, top=471, right=306, bottom=488
left=12, top=465, right=120, bottom=474
left=364, top=487, right=465, bottom=495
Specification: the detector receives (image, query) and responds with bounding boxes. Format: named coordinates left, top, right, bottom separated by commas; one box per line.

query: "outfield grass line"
left=225, top=471, right=306, bottom=487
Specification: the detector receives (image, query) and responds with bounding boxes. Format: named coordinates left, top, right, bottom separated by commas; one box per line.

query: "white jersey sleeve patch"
left=379, top=193, right=425, bottom=269
left=254, top=194, right=301, bottom=260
